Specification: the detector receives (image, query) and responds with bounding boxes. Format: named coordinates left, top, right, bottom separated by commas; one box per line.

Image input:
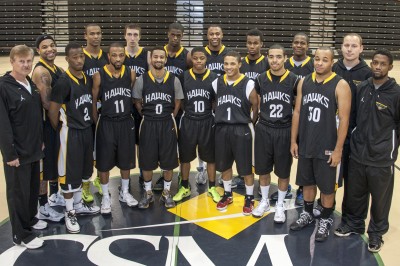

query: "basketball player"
left=205, top=25, right=231, bottom=76
left=240, top=28, right=269, bottom=80
left=123, top=23, right=148, bottom=187
left=164, top=22, right=192, bottom=76
left=335, top=49, right=400, bottom=253
left=92, top=43, right=138, bottom=215
left=273, top=32, right=314, bottom=206
left=213, top=51, right=259, bottom=215
left=0, top=45, right=46, bottom=249
left=124, top=23, right=148, bottom=77
left=252, top=44, right=298, bottom=223
left=331, top=33, right=372, bottom=223
left=82, top=23, right=109, bottom=201
left=133, top=47, right=184, bottom=209
left=49, top=43, right=100, bottom=234
left=172, top=47, right=220, bottom=203
left=32, top=34, right=64, bottom=223
left=289, top=47, right=351, bottom=242
left=230, top=28, right=269, bottom=189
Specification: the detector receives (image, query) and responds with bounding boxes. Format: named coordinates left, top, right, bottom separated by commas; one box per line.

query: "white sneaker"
left=74, top=200, right=100, bottom=215
left=195, top=167, right=207, bottom=185
left=32, top=219, right=48, bottom=230
left=274, top=202, right=286, bottom=224
left=101, top=196, right=112, bottom=215
left=65, top=210, right=80, bottom=234
left=48, top=192, right=66, bottom=207
left=21, top=237, right=44, bottom=249
left=252, top=198, right=270, bottom=218
left=119, top=190, right=138, bottom=207
left=36, top=203, right=64, bottom=222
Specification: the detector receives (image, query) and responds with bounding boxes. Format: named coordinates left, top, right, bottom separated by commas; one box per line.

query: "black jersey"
left=98, top=65, right=132, bottom=118
left=51, top=70, right=93, bottom=129
left=142, top=71, right=176, bottom=118
left=34, top=59, right=63, bottom=87
left=214, top=74, right=253, bottom=124
left=256, top=70, right=298, bottom=127
left=182, top=69, right=218, bottom=118
left=205, top=45, right=230, bottom=76
left=240, top=55, right=270, bottom=80
left=83, top=48, right=109, bottom=78
left=298, top=72, right=342, bottom=160
left=165, top=45, right=189, bottom=76
left=124, top=47, right=148, bottom=77
left=285, top=56, right=314, bottom=79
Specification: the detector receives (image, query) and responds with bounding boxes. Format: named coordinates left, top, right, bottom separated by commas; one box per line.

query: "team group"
left=1, top=22, right=399, bottom=253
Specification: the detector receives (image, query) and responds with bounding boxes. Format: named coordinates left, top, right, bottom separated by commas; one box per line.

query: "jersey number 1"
left=114, top=100, right=125, bottom=113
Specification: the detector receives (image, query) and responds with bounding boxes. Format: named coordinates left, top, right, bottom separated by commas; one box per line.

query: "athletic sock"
left=277, top=189, right=287, bottom=204
left=245, top=184, right=254, bottom=196
left=260, top=185, right=270, bottom=201
left=222, top=180, right=232, bottom=193
left=320, top=205, right=334, bottom=219
left=304, top=200, right=314, bottom=214
left=101, top=183, right=109, bottom=197
left=38, top=194, right=48, bottom=207
left=121, top=179, right=129, bottom=193
left=49, top=181, right=58, bottom=195
left=209, top=181, right=216, bottom=188
left=181, top=179, right=189, bottom=188
left=164, top=180, right=172, bottom=191
left=144, top=181, right=152, bottom=191
left=65, top=198, right=74, bottom=212
left=73, top=190, right=82, bottom=205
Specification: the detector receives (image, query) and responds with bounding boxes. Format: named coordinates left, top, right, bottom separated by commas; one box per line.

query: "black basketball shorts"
left=215, top=123, right=254, bottom=176
left=138, top=115, right=179, bottom=171
left=58, top=126, right=93, bottom=193
left=178, top=115, right=215, bottom=163
left=95, top=116, right=136, bottom=172
left=254, top=123, right=292, bottom=178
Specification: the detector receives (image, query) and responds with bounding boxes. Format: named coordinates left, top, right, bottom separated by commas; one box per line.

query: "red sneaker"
left=242, top=195, right=255, bottom=216
left=217, top=192, right=233, bottom=211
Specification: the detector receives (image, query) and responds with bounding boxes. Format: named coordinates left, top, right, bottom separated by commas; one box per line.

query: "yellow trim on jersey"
left=164, top=45, right=184, bottom=58
left=266, top=69, right=290, bottom=83
left=39, top=58, right=57, bottom=73
left=103, top=65, right=126, bottom=79
left=289, top=56, right=311, bottom=67
left=148, top=70, right=170, bottom=83
left=311, top=72, right=337, bottom=84
left=189, top=69, right=211, bottom=81
left=125, top=47, right=144, bottom=58
left=83, top=48, right=103, bottom=59
left=66, top=69, right=87, bottom=85
left=205, top=45, right=226, bottom=55
left=246, top=55, right=265, bottom=65
left=224, top=74, right=245, bottom=87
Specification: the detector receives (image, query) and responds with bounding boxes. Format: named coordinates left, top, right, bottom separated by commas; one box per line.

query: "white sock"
left=198, top=159, right=205, bottom=169
left=144, top=181, right=152, bottom=191
left=245, top=184, right=254, bottom=196
left=101, top=183, right=109, bottom=197
left=65, top=198, right=74, bottom=212
left=260, top=185, right=270, bottom=201
left=277, top=189, right=287, bottom=204
left=222, top=180, right=232, bottom=193
left=73, top=190, right=82, bottom=205
left=164, top=180, right=172, bottom=191
left=121, top=179, right=129, bottom=193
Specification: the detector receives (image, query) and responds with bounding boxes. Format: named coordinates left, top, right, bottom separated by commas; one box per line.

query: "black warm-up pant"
left=344, top=158, right=394, bottom=238
left=4, top=161, right=40, bottom=244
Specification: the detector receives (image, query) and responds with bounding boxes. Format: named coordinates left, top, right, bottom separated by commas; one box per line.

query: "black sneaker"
left=138, top=190, right=154, bottom=209
left=153, top=175, right=164, bottom=191
left=315, top=218, right=333, bottom=242
left=231, top=176, right=245, bottom=189
left=313, top=200, right=323, bottom=218
left=269, top=184, right=292, bottom=201
left=334, top=224, right=359, bottom=237
left=161, top=189, right=176, bottom=208
left=290, top=211, right=314, bottom=231
left=368, top=236, right=384, bottom=253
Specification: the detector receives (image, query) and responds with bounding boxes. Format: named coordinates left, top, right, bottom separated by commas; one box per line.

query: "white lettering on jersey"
left=104, top=87, right=132, bottom=101
left=302, top=93, right=329, bottom=108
